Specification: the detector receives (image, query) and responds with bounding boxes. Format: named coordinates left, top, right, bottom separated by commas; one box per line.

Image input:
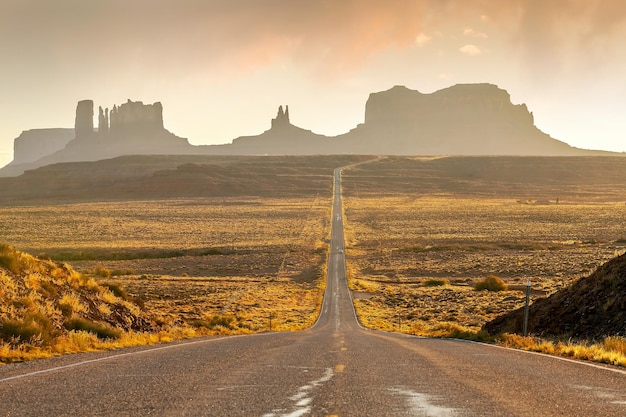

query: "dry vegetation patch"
left=0, top=244, right=160, bottom=362
left=342, top=158, right=626, bottom=355
left=0, top=196, right=332, bottom=361
left=104, top=274, right=325, bottom=333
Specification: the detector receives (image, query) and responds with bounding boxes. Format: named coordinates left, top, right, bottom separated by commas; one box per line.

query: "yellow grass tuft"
left=498, top=334, right=626, bottom=367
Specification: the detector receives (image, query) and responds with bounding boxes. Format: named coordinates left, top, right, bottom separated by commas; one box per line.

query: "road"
left=1, top=167, right=625, bottom=416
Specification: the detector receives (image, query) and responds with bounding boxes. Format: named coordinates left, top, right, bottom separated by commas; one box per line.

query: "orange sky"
left=1, top=0, right=625, bottom=165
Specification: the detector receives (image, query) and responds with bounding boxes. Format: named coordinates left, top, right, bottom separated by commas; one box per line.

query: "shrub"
left=64, top=318, right=122, bottom=340
left=189, top=315, right=235, bottom=330
left=102, top=282, right=130, bottom=301
left=39, top=281, right=58, bottom=297
left=0, top=312, right=57, bottom=345
left=58, top=294, right=86, bottom=317
left=423, top=278, right=449, bottom=287
left=474, top=275, right=507, bottom=292
left=90, top=267, right=111, bottom=278
left=604, top=336, right=626, bottom=355
left=0, top=243, right=21, bottom=274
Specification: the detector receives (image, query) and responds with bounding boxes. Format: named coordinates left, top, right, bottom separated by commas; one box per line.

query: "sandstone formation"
left=334, top=84, right=583, bottom=155
left=109, top=100, right=164, bottom=132
left=74, top=100, right=94, bottom=138
left=225, top=105, right=332, bottom=155
left=98, top=106, right=109, bottom=135
left=8, top=129, right=74, bottom=167
left=59, top=99, right=191, bottom=162
left=271, top=105, right=290, bottom=129
left=1, top=83, right=620, bottom=177
left=0, top=99, right=193, bottom=176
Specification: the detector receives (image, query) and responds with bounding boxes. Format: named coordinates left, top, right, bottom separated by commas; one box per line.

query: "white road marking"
left=262, top=367, right=334, bottom=417
left=572, top=384, right=626, bottom=405
left=390, top=388, right=460, bottom=416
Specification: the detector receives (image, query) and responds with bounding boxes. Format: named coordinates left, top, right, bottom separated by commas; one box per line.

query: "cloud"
left=1, top=0, right=433, bottom=80
left=415, top=33, right=433, bottom=47
left=2, top=0, right=626, bottom=82
left=459, top=44, right=482, bottom=56
left=463, top=28, right=488, bottom=38
left=485, top=0, right=626, bottom=79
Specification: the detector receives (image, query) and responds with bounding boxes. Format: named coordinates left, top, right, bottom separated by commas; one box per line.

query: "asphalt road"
left=1, top=167, right=625, bottom=416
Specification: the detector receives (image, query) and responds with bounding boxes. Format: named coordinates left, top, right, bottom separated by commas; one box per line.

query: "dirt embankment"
left=484, top=253, right=626, bottom=340
left=0, top=244, right=155, bottom=348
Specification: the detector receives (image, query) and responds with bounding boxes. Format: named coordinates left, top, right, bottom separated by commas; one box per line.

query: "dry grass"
left=0, top=328, right=205, bottom=363
left=0, top=197, right=331, bottom=362
left=498, top=334, right=626, bottom=367
left=1, top=197, right=328, bottom=254
left=342, top=195, right=626, bottom=366
left=102, top=274, right=326, bottom=333
left=344, top=196, right=625, bottom=289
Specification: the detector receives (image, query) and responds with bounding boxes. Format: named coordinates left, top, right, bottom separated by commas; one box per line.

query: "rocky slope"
left=483, top=252, right=626, bottom=340
left=0, top=243, right=155, bottom=348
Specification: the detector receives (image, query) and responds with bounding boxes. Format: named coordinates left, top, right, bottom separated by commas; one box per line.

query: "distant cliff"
left=335, top=84, right=587, bottom=155
left=0, top=129, right=75, bottom=177
left=12, top=128, right=74, bottom=164
left=2, top=99, right=194, bottom=176
left=1, top=84, right=618, bottom=177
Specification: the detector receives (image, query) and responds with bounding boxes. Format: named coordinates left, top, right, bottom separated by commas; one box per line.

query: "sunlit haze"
left=1, top=0, right=625, bottom=167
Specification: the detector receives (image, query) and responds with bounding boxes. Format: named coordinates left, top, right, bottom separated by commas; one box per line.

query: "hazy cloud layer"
left=3, top=0, right=624, bottom=79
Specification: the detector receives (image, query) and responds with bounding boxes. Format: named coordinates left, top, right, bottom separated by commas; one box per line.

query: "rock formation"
left=109, top=100, right=164, bottom=133
left=271, top=105, right=290, bottom=129
left=335, top=84, right=581, bottom=155
left=0, top=99, right=193, bottom=176
left=98, top=106, right=109, bottom=135
left=227, top=105, right=332, bottom=155
left=1, top=83, right=620, bottom=177
left=74, top=100, right=94, bottom=138
left=12, top=129, right=74, bottom=163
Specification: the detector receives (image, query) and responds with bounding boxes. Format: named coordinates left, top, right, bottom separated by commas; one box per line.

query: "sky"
left=1, top=0, right=625, bottom=167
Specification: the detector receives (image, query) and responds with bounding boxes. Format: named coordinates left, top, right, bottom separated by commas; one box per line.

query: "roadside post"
left=269, top=312, right=273, bottom=332
left=523, top=280, right=531, bottom=337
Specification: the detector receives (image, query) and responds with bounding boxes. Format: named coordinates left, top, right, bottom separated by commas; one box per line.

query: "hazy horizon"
left=1, top=0, right=625, bottom=167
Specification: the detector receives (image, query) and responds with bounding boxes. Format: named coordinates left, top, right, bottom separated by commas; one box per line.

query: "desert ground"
left=340, top=156, right=626, bottom=336
left=0, top=197, right=331, bottom=333
left=2, top=155, right=626, bottom=362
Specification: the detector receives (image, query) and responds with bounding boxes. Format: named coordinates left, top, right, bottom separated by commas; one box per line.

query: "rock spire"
left=75, top=100, right=94, bottom=138
left=271, top=105, right=291, bottom=129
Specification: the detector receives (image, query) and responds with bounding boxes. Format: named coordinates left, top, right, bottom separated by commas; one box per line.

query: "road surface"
left=1, top=167, right=625, bottom=416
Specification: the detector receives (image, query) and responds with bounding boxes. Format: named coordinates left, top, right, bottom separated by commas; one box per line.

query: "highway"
left=0, top=167, right=625, bottom=416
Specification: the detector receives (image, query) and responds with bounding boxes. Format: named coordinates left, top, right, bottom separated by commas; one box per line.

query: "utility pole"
left=523, top=280, right=531, bottom=337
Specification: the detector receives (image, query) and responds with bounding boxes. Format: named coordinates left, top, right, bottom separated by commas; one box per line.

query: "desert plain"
left=1, top=155, right=626, bottom=357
